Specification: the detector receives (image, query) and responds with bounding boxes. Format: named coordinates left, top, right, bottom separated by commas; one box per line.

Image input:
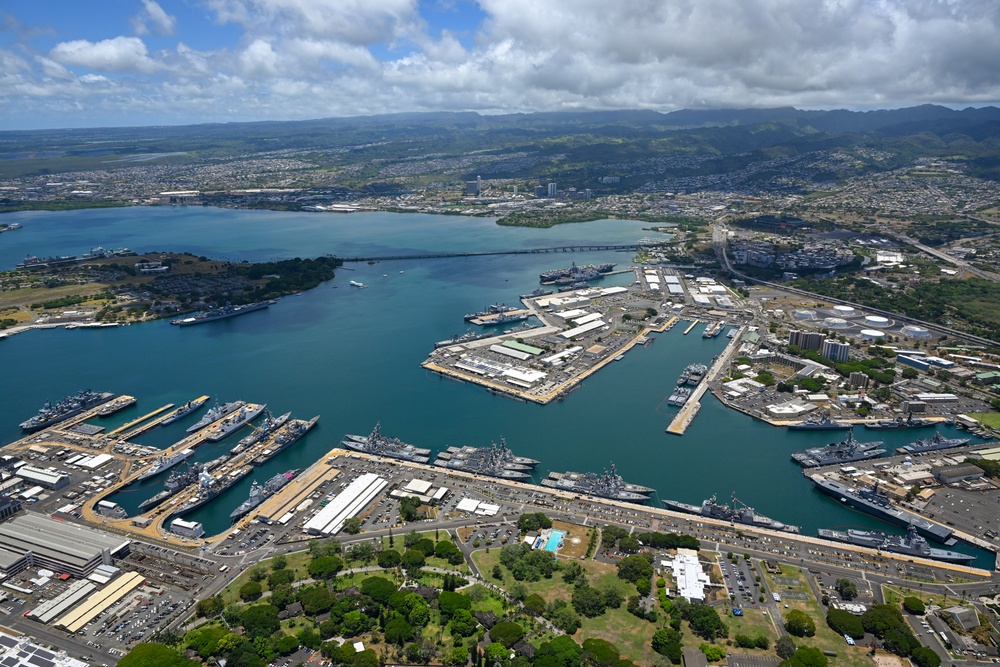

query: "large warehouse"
left=304, top=473, right=387, bottom=536
left=0, top=513, right=130, bottom=578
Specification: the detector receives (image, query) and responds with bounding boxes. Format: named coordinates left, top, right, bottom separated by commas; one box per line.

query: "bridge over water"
left=338, top=244, right=639, bottom=263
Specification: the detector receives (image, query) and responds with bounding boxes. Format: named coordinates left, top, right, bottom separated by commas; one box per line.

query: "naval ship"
left=185, top=400, right=246, bottom=433
left=136, top=448, right=195, bottom=482
left=540, top=262, right=615, bottom=285
left=170, top=300, right=270, bottom=326
left=433, top=437, right=539, bottom=480
left=229, top=470, right=299, bottom=522
left=19, top=390, right=115, bottom=432
left=464, top=303, right=519, bottom=321
left=97, top=395, right=137, bottom=417
left=171, top=465, right=254, bottom=517
left=205, top=403, right=266, bottom=442
left=342, top=423, right=431, bottom=463
left=787, top=413, right=853, bottom=431
left=231, top=410, right=292, bottom=454
left=663, top=493, right=799, bottom=533
left=250, top=416, right=319, bottom=466
left=160, top=396, right=210, bottom=426
left=542, top=463, right=654, bottom=502
left=138, top=462, right=203, bottom=511
left=865, top=415, right=937, bottom=430
left=434, top=329, right=494, bottom=348
left=817, top=526, right=974, bottom=563
left=809, top=474, right=953, bottom=542
left=791, top=432, right=885, bottom=468
left=895, top=430, right=970, bottom=455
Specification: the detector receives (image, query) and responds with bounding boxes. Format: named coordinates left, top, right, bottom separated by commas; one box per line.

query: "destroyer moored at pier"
left=809, top=474, right=953, bottom=543
left=205, top=403, right=267, bottom=442
left=433, top=437, right=538, bottom=480
left=663, top=493, right=799, bottom=533
left=136, top=448, right=195, bottom=481
left=791, top=432, right=885, bottom=468
left=342, top=423, right=431, bottom=463
left=817, top=526, right=974, bottom=563
left=19, top=390, right=115, bottom=432
left=231, top=410, right=292, bottom=454
left=230, top=470, right=299, bottom=522
left=895, top=430, right=970, bottom=455
left=542, top=463, right=654, bottom=502
left=540, top=262, right=615, bottom=285
left=787, top=413, right=853, bottom=431
left=865, top=415, right=937, bottom=430
left=185, top=400, right=246, bottom=433
left=138, top=462, right=202, bottom=511
left=160, top=395, right=210, bottom=426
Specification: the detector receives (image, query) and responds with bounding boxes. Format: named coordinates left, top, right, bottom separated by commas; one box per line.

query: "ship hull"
left=810, top=475, right=953, bottom=543
left=817, top=528, right=975, bottom=563
left=20, top=391, right=115, bottom=432
left=136, top=448, right=195, bottom=482
left=172, top=301, right=269, bottom=326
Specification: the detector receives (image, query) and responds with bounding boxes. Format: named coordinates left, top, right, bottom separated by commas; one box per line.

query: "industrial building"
left=0, top=630, right=86, bottom=667
left=388, top=478, right=449, bottom=504
left=0, top=513, right=130, bottom=579
left=54, top=571, right=145, bottom=633
left=15, top=466, right=69, bottom=490
left=27, top=579, right=97, bottom=624
left=170, top=518, right=205, bottom=538
left=304, top=473, right=387, bottom=536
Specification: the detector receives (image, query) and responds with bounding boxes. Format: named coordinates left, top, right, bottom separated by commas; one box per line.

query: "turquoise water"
left=545, top=530, right=565, bottom=552
left=0, top=207, right=991, bottom=567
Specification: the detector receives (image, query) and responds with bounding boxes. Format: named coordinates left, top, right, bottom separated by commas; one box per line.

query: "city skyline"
left=2, top=0, right=999, bottom=130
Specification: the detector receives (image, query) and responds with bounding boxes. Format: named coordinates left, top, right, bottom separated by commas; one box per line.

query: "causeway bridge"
left=338, top=244, right=639, bottom=263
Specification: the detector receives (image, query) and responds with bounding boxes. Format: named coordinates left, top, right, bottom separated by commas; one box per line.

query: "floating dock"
left=683, top=320, right=699, bottom=335
left=107, top=404, right=175, bottom=438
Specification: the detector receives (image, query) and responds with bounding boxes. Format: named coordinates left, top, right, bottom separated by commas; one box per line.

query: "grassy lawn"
left=472, top=548, right=662, bottom=665
left=882, top=584, right=964, bottom=610
left=969, top=413, right=1000, bottom=429
left=763, top=564, right=874, bottom=667
left=0, top=283, right=111, bottom=310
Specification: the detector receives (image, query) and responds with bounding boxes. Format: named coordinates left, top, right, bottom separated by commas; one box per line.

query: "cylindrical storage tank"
left=824, top=317, right=850, bottom=329
left=859, top=329, right=886, bottom=340
left=864, top=315, right=889, bottom=326
left=900, top=325, right=931, bottom=338
left=833, top=305, right=856, bottom=316
left=794, top=309, right=817, bottom=320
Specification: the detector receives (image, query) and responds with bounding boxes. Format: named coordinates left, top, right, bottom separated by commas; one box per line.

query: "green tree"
left=516, top=512, right=553, bottom=532
left=240, top=604, right=280, bottom=639
left=239, top=581, right=263, bottom=602
left=524, top=593, right=546, bottom=616
left=582, top=638, right=620, bottom=666
left=490, top=621, right=526, bottom=648
left=449, top=609, right=479, bottom=637
left=271, top=553, right=287, bottom=571
left=378, top=549, right=402, bottom=569
left=616, top=553, right=654, bottom=584
left=118, top=644, right=198, bottom=667
left=775, top=636, right=796, bottom=660
left=536, top=636, right=583, bottom=667
left=308, top=555, right=344, bottom=579
left=784, top=609, right=816, bottom=637
left=902, top=597, right=926, bottom=614
left=834, top=578, right=858, bottom=601
left=268, top=568, right=295, bottom=588
left=360, top=576, right=398, bottom=604
left=780, top=646, right=827, bottom=667
left=910, top=647, right=941, bottom=667
left=826, top=608, right=864, bottom=639
left=353, top=649, right=380, bottom=667
left=401, top=548, right=425, bottom=570
left=346, top=542, right=376, bottom=563
left=571, top=585, right=607, bottom=618
left=700, top=644, right=726, bottom=662
left=343, top=517, right=363, bottom=534
left=196, top=596, right=224, bottom=618
left=385, top=616, right=415, bottom=645
left=276, top=635, right=300, bottom=655
left=550, top=605, right=582, bottom=634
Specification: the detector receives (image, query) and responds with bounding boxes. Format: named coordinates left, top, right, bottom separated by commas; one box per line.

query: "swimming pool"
left=544, top=529, right=565, bottom=552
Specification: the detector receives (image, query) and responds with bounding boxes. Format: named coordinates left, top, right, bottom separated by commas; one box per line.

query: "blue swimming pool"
left=544, top=530, right=565, bottom=552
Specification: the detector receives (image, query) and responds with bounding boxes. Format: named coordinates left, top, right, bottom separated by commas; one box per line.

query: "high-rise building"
left=585, top=188, right=592, bottom=199
left=534, top=185, right=546, bottom=198
left=821, top=339, right=851, bottom=362
left=547, top=182, right=557, bottom=197
left=788, top=329, right=826, bottom=352
left=849, top=371, right=869, bottom=388
left=465, top=181, right=478, bottom=196
left=476, top=175, right=482, bottom=195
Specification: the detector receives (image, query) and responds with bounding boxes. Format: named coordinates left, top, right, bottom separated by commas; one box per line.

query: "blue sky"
left=2, top=0, right=999, bottom=130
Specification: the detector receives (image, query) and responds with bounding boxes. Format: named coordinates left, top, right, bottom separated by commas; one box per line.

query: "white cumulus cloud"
left=49, top=36, right=159, bottom=74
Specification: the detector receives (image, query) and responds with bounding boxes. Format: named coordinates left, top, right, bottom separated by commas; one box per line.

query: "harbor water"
left=0, top=207, right=990, bottom=566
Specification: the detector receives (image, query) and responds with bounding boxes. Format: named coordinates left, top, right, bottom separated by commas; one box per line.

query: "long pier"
left=339, top=244, right=639, bottom=263
left=118, top=396, right=210, bottom=440
left=107, top=404, right=175, bottom=438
